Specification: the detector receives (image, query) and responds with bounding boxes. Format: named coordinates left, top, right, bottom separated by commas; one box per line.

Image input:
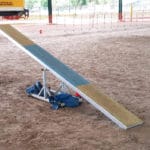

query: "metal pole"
left=130, top=3, right=133, bottom=22
left=43, top=68, right=47, bottom=98
left=48, top=0, right=52, bottom=24
left=118, top=0, right=123, bottom=21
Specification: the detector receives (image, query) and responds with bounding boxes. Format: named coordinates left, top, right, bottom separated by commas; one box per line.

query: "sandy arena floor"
left=0, top=23, right=150, bottom=150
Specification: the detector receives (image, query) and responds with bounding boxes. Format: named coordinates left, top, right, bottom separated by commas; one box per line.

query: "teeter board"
left=0, top=24, right=143, bottom=129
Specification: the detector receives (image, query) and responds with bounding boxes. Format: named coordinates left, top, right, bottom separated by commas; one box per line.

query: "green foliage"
left=81, top=0, right=87, bottom=5
left=25, top=0, right=48, bottom=9
left=25, top=0, right=38, bottom=9
left=98, top=0, right=112, bottom=5
left=25, top=0, right=113, bottom=9
left=70, top=0, right=112, bottom=7
left=41, top=0, right=48, bottom=8
left=70, top=0, right=79, bottom=7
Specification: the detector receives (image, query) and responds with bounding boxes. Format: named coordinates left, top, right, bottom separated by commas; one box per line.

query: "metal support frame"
left=40, top=68, right=51, bottom=98
left=55, top=82, right=71, bottom=94
left=30, top=68, right=70, bottom=103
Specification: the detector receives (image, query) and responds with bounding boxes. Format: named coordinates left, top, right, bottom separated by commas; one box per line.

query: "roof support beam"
left=48, top=0, right=52, bottom=24
left=119, top=0, right=123, bottom=21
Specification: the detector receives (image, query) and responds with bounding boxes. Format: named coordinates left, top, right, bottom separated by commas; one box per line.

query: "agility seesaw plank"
left=0, top=24, right=143, bottom=129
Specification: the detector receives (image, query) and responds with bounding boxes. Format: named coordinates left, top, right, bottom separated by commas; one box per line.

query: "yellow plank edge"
left=0, top=24, right=34, bottom=46
left=78, top=84, right=143, bottom=128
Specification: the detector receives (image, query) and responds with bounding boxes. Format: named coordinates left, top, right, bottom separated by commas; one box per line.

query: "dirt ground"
left=0, top=22, right=150, bottom=150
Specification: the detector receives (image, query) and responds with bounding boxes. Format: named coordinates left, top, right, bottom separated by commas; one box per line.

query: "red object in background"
left=39, top=29, right=42, bottom=34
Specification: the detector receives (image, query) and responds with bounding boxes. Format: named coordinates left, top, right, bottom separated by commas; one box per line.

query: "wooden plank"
left=0, top=24, right=33, bottom=46
left=78, top=84, right=143, bottom=129
left=24, top=44, right=89, bottom=87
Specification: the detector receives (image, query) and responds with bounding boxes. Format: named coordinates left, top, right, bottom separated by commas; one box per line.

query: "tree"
left=81, top=0, right=87, bottom=5
left=70, top=0, right=79, bottom=7
left=71, top=0, right=87, bottom=6
left=25, top=0, right=38, bottom=9
left=41, top=0, right=48, bottom=8
left=26, top=0, right=48, bottom=9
